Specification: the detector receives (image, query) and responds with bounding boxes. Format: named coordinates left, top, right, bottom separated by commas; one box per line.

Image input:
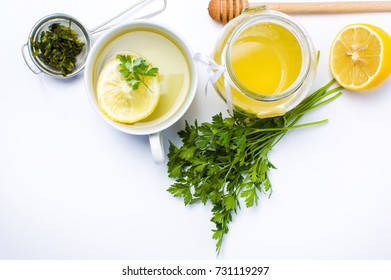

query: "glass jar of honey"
left=211, top=6, right=317, bottom=118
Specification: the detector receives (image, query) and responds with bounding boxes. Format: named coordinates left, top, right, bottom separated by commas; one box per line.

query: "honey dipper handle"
left=256, top=1, right=391, bottom=14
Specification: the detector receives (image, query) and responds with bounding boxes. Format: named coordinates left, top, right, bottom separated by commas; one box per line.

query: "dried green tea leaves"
left=31, top=21, right=85, bottom=76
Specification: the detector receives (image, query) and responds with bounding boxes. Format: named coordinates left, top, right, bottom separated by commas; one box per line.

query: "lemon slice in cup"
left=96, top=53, right=160, bottom=124
left=329, top=23, right=391, bottom=91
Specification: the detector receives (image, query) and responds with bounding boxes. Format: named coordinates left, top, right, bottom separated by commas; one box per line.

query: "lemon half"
left=96, top=53, right=160, bottom=124
left=329, top=23, right=391, bottom=91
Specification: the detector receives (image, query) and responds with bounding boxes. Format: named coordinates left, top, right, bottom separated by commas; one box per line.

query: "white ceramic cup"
left=84, top=20, right=198, bottom=164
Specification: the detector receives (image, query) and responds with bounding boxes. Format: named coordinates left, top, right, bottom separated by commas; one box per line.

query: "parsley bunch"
left=167, top=80, right=342, bottom=255
left=117, top=54, right=159, bottom=91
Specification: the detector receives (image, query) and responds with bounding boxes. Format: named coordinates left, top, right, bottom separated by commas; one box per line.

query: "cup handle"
left=149, top=132, right=165, bottom=164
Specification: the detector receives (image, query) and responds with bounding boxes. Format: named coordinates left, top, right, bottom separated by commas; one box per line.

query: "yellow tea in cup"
left=84, top=21, right=198, bottom=164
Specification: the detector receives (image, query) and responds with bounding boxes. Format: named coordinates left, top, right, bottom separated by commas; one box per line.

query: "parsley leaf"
left=167, top=80, right=343, bottom=255
left=117, top=54, right=159, bottom=91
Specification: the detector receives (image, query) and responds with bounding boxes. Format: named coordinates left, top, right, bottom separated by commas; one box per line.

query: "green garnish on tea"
left=32, top=21, right=84, bottom=76
left=167, top=80, right=343, bottom=255
left=117, top=54, right=159, bottom=91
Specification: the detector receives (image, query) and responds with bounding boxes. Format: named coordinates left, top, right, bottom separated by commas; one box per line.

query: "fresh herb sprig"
left=117, top=54, right=159, bottom=91
left=32, top=22, right=84, bottom=76
left=167, top=80, right=343, bottom=255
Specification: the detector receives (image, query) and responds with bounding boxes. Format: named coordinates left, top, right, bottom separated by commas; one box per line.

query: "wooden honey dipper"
left=208, top=0, right=391, bottom=23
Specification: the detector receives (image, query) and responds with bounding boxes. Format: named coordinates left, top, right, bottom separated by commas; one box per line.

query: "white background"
left=1, top=0, right=391, bottom=260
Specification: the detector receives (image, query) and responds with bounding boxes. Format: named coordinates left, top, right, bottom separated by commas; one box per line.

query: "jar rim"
left=225, top=10, right=314, bottom=102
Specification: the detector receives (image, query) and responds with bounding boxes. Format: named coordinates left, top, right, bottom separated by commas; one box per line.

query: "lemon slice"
left=96, top=53, right=160, bottom=124
left=329, top=23, right=391, bottom=91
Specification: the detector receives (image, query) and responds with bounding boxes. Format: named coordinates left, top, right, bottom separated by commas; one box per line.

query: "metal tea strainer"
left=22, top=0, right=167, bottom=79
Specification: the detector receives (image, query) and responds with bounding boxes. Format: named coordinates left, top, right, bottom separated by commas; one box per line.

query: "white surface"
left=1, top=0, right=391, bottom=259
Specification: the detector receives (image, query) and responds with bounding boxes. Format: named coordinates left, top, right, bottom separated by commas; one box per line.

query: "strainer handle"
left=21, top=43, right=42, bottom=75
left=136, top=0, right=167, bottom=20
left=90, top=0, right=167, bottom=35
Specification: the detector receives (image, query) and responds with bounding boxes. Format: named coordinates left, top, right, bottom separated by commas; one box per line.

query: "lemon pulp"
left=329, top=23, right=391, bottom=91
left=96, top=52, right=160, bottom=124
